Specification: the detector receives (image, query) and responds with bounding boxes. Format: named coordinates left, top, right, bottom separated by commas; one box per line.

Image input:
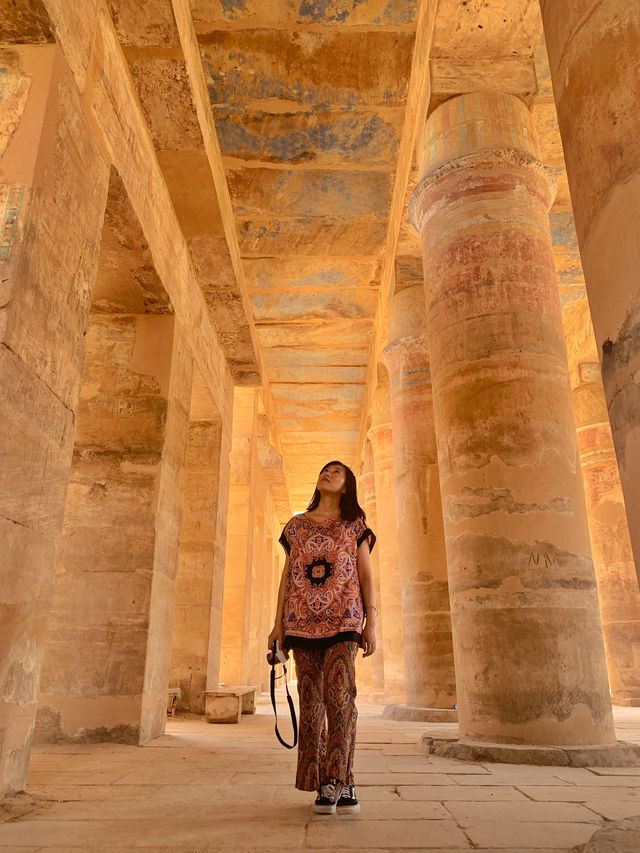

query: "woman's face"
left=317, top=463, right=346, bottom=495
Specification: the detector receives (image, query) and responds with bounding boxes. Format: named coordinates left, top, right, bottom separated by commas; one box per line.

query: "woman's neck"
left=310, top=493, right=342, bottom=519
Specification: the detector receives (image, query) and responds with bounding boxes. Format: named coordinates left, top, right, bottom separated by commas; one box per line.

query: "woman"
left=268, top=460, right=377, bottom=815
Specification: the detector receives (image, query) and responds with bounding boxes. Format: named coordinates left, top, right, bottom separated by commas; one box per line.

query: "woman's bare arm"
left=267, top=555, right=289, bottom=650
left=357, top=541, right=377, bottom=657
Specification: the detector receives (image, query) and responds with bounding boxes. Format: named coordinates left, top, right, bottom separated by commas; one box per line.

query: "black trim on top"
left=357, top=527, right=376, bottom=553
left=285, top=631, right=362, bottom=651
left=278, top=529, right=291, bottom=555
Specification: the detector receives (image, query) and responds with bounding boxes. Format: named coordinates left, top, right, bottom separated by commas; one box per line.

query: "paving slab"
left=380, top=745, right=422, bottom=756
left=517, top=785, right=640, bottom=802
left=310, top=801, right=451, bottom=820
left=583, top=766, right=640, bottom=777
left=356, top=772, right=455, bottom=786
left=583, top=801, right=640, bottom=821
left=548, top=767, right=640, bottom=785
left=451, top=772, right=572, bottom=787
left=0, top=818, right=153, bottom=847
left=386, top=762, right=490, bottom=775
left=126, top=815, right=308, bottom=848
left=444, top=801, right=601, bottom=825
left=398, top=785, right=530, bottom=802
left=464, top=821, right=597, bottom=849
left=305, top=818, right=470, bottom=848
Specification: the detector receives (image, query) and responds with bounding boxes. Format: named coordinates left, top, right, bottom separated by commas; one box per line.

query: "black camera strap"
left=270, top=656, right=298, bottom=750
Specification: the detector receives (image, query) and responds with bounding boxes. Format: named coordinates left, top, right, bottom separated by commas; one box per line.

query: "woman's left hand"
left=362, top=622, right=376, bottom=657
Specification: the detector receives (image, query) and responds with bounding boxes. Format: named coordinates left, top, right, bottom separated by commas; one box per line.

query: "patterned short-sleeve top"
left=279, top=514, right=376, bottom=650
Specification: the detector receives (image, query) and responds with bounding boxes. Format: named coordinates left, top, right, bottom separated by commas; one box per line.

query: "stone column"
left=0, top=46, right=108, bottom=795
left=358, top=447, right=385, bottom=698
left=219, top=387, right=257, bottom=686
left=411, top=93, right=618, bottom=759
left=541, top=0, right=640, bottom=575
left=37, top=315, right=192, bottom=744
left=243, top=507, right=266, bottom=688
left=382, top=284, right=457, bottom=719
left=562, top=296, right=640, bottom=706
left=170, top=370, right=223, bottom=714
left=367, top=377, right=405, bottom=703
left=203, top=396, right=232, bottom=695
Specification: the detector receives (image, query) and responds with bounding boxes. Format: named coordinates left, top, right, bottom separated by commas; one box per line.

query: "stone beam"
left=170, top=0, right=287, bottom=468
left=357, top=0, right=438, bottom=470
left=430, top=57, right=537, bottom=98
left=43, top=0, right=233, bottom=425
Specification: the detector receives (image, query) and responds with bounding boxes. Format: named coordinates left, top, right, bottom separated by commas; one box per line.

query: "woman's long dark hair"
left=306, top=460, right=366, bottom=523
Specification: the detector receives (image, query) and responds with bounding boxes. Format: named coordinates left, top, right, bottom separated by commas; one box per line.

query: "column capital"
left=382, top=332, right=429, bottom=368
left=411, top=92, right=556, bottom=233
left=410, top=148, right=557, bottom=233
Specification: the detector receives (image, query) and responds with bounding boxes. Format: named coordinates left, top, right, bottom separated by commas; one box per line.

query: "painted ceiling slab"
left=263, top=344, right=369, bottom=386
left=227, top=169, right=393, bottom=218
left=191, top=0, right=418, bottom=27
left=0, top=0, right=53, bottom=42
left=236, top=217, right=388, bottom=256
left=250, top=287, right=378, bottom=323
left=255, top=319, right=373, bottom=349
left=213, top=106, right=404, bottom=166
left=264, top=362, right=368, bottom=385
left=243, top=258, right=382, bottom=290
left=263, top=346, right=369, bottom=368
left=200, top=29, right=414, bottom=106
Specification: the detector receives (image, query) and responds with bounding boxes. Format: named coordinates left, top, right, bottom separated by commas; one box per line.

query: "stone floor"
left=1, top=699, right=640, bottom=852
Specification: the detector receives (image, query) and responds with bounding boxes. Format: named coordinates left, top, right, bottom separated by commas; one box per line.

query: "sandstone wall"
left=36, top=315, right=192, bottom=743
left=0, top=44, right=109, bottom=795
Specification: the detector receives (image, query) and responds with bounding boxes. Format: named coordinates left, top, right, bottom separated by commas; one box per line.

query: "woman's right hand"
left=267, top=623, right=284, bottom=652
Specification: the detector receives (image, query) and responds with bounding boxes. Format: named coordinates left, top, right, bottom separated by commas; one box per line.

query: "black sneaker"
left=313, top=781, right=340, bottom=814
left=336, top=784, right=360, bottom=814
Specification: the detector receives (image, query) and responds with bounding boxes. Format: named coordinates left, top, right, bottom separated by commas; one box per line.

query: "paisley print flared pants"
left=292, top=641, right=358, bottom=791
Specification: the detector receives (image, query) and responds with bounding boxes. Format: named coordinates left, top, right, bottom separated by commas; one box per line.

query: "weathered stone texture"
left=37, top=315, right=192, bottom=745
left=383, top=284, right=456, bottom=711
left=359, top=443, right=385, bottom=698
left=170, top=416, right=223, bottom=713
left=367, top=377, right=405, bottom=703
left=562, top=296, right=640, bottom=706
left=44, top=0, right=235, bottom=408
left=219, top=388, right=256, bottom=686
left=541, top=0, right=640, bottom=574
left=0, top=0, right=53, bottom=43
left=413, top=92, right=615, bottom=748
left=0, top=45, right=109, bottom=796
left=141, top=320, right=193, bottom=741
left=106, top=0, right=179, bottom=47
left=217, top=387, right=284, bottom=692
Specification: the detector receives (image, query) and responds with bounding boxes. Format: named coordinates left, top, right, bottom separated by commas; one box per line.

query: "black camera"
left=267, top=640, right=288, bottom=666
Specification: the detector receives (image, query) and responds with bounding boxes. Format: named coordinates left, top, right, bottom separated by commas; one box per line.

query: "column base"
left=383, top=704, right=458, bottom=723
left=421, top=736, right=640, bottom=767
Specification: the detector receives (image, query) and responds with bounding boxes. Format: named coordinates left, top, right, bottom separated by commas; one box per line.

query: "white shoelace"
left=320, top=782, right=338, bottom=801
